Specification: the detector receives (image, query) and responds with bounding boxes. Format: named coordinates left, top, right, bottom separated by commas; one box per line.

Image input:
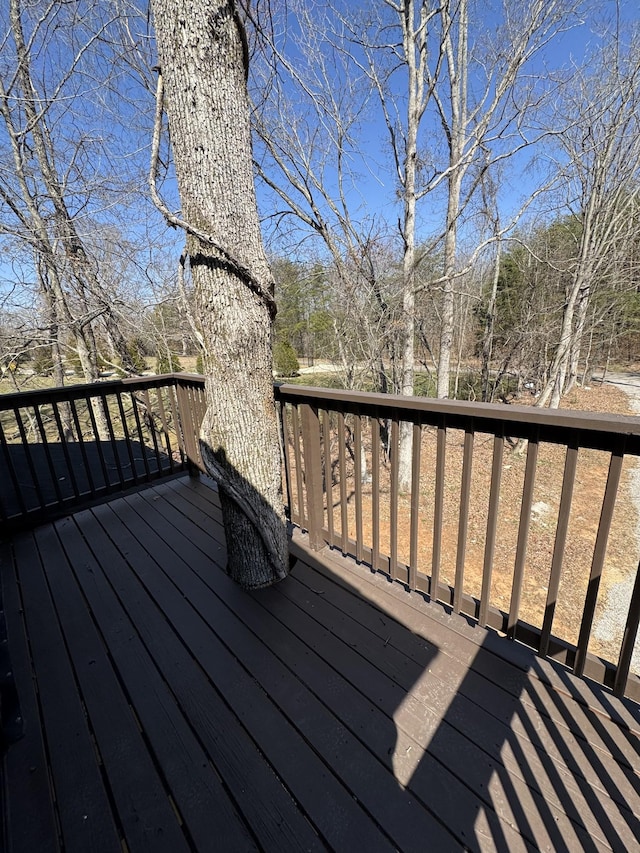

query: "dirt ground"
left=302, top=381, right=639, bottom=667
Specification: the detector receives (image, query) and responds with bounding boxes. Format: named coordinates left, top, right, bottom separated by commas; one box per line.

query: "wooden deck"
left=1, top=475, right=639, bottom=852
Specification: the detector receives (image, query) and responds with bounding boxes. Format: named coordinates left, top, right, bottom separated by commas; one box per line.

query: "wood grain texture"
left=2, top=474, right=639, bottom=852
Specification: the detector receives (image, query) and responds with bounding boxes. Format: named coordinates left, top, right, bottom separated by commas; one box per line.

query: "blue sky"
left=1, top=0, right=639, bottom=312
left=252, top=0, right=640, bottom=261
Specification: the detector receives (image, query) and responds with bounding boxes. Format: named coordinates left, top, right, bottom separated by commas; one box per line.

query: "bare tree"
left=252, top=0, right=580, bottom=487
left=0, top=2, right=148, bottom=441
left=149, top=0, right=289, bottom=588
left=536, top=33, right=640, bottom=407
left=249, top=1, right=398, bottom=386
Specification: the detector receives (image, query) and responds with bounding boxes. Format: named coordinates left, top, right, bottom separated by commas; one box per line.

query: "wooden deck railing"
left=3, top=374, right=640, bottom=701
left=276, top=384, right=640, bottom=702
left=0, top=374, right=206, bottom=528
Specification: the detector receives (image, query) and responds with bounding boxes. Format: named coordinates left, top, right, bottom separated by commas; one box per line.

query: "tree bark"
left=481, top=239, right=502, bottom=402
left=150, top=0, right=288, bottom=588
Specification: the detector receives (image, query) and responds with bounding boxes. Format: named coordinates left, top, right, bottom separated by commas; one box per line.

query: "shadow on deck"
left=1, top=475, right=639, bottom=852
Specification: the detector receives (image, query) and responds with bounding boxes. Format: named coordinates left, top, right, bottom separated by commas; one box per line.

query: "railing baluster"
left=142, top=389, right=163, bottom=475
left=614, top=561, right=640, bottom=698
left=85, top=395, right=111, bottom=490
left=167, top=384, right=186, bottom=467
left=574, top=447, right=625, bottom=677
left=0, top=376, right=213, bottom=525
left=0, top=415, right=27, bottom=516
left=390, top=417, right=399, bottom=582
left=409, top=421, right=422, bottom=591
left=291, top=404, right=305, bottom=529
left=539, top=437, right=579, bottom=659
left=453, top=423, right=474, bottom=615
left=13, top=406, right=46, bottom=511
left=68, top=398, right=98, bottom=496
left=322, top=409, right=334, bottom=545
left=196, top=383, right=208, bottom=435
left=178, top=383, right=198, bottom=470
left=155, top=386, right=176, bottom=471
left=32, top=404, right=64, bottom=505
left=50, top=402, right=80, bottom=499
left=190, top=383, right=204, bottom=468
left=115, top=391, right=138, bottom=484
left=354, top=414, right=363, bottom=563
left=508, top=432, right=539, bottom=640
left=130, top=392, right=152, bottom=480
left=372, top=416, right=380, bottom=573
left=431, top=419, right=446, bottom=602
left=479, top=431, right=504, bottom=628
left=280, top=402, right=295, bottom=523
left=338, top=412, right=348, bottom=553
left=300, top=402, right=324, bottom=550
left=101, top=393, right=126, bottom=488
left=2, top=375, right=640, bottom=698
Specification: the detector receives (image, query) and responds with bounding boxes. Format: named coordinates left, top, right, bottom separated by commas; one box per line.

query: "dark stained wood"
left=509, top=433, right=539, bottom=640
left=56, top=512, right=259, bottom=853
left=117, top=490, right=398, bottom=851
left=389, top=417, right=399, bottom=581
left=30, top=524, right=190, bottom=853
left=615, top=562, right=640, bottom=698
left=409, top=421, right=421, bottom=590
left=322, top=408, right=334, bottom=545
left=354, top=415, right=363, bottom=562
left=479, top=431, right=504, bottom=628
left=300, top=403, right=324, bottom=550
left=129, top=391, right=152, bottom=480
left=0, top=419, right=26, bottom=516
left=100, top=392, right=126, bottom=488
left=431, top=420, right=446, bottom=601
left=454, top=424, right=474, bottom=614
left=50, top=402, right=80, bottom=498
left=68, top=398, right=100, bottom=494
left=280, top=401, right=295, bottom=522
left=540, top=439, right=579, bottom=658
left=152, top=386, right=176, bottom=473
left=337, top=411, right=348, bottom=551
left=2, top=475, right=640, bottom=853
left=8, top=535, right=122, bottom=853
left=32, top=405, right=65, bottom=504
left=371, top=416, right=380, bottom=573
left=12, top=407, right=45, bottom=509
left=90, top=503, right=320, bottom=853
left=574, top=448, right=625, bottom=677
left=0, top=542, right=59, bottom=853
left=290, top=403, right=306, bottom=528
left=142, top=388, right=164, bottom=473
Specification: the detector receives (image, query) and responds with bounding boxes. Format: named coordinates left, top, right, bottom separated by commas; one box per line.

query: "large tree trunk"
left=151, top=0, right=288, bottom=588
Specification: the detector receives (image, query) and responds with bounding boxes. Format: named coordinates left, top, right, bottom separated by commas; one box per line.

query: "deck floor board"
left=55, top=512, right=258, bottom=853
left=11, top=534, right=122, bottom=853
left=2, top=474, right=640, bottom=852
left=0, top=541, right=60, bottom=853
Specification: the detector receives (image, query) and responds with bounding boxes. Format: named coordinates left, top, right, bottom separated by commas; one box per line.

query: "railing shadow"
left=193, top=417, right=640, bottom=849
left=5, top=462, right=640, bottom=849
left=256, top=536, right=640, bottom=850
left=0, top=439, right=176, bottom=524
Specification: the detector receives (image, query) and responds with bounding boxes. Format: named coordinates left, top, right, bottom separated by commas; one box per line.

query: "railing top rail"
left=0, top=373, right=193, bottom=410
left=276, top=383, right=640, bottom=452
left=4, top=374, right=640, bottom=446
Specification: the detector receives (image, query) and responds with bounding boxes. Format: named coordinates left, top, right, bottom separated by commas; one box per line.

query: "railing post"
left=175, top=378, right=199, bottom=477
left=300, top=402, right=325, bottom=551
